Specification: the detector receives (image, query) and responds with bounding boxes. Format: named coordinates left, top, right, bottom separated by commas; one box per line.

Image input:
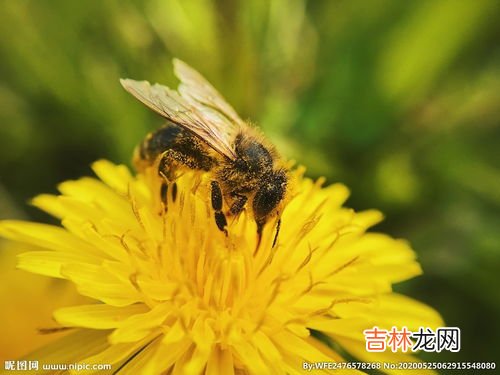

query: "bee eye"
left=253, top=171, right=287, bottom=220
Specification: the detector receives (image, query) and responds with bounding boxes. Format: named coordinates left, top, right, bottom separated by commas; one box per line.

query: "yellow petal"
left=61, top=219, right=129, bottom=263
left=307, top=318, right=367, bottom=342
left=252, top=331, right=283, bottom=363
left=352, top=262, right=422, bottom=283
left=334, top=293, right=444, bottom=330
left=31, top=194, right=68, bottom=219
left=17, top=251, right=96, bottom=278
left=0, top=221, right=101, bottom=258
left=232, top=339, right=269, bottom=375
left=108, top=337, right=161, bottom=375
left=272, top=330, right=340, bottom=364
left=54, top=303, right=149, bottom=329
left=58, top=178, right=130, bottom=213
left=206, top=346, right=235, bottom=375
left=76, top=332, right=161, bottom=372
left=91, top=160, right=133, bottom=195
left=352, top=209, right=384, bottom=228
left=61, top=263, right=142, bottom=306
left=109, top=303, right=171, bottom=344
left=183, top=343, right=213, bottom=375
left=304, top=335, right=346, bottom=362
left=141, top=338, right=192, bottom=375
left=136, top=277, right=179, bottom=301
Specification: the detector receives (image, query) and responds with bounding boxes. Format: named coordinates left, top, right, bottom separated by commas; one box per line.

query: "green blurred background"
left=0, top=0, right=499, bottom=368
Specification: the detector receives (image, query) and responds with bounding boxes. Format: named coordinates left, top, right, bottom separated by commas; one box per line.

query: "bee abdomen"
left=135, top=122, right=218, bottom=177
left=140, top=123, right=182, bottom=161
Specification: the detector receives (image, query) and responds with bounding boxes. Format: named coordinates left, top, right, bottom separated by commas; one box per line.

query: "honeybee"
left=120, top=59, right=289, bottom=239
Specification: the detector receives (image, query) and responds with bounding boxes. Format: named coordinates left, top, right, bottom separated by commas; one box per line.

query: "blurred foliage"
left=0, top=0, right=499, bottom=366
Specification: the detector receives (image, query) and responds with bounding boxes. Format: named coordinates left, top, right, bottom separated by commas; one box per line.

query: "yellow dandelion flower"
left=0, top=160, right=443, bottom=374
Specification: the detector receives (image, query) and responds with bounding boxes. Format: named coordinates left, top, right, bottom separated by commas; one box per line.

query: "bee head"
left=253, top=169, right=287, bottom=224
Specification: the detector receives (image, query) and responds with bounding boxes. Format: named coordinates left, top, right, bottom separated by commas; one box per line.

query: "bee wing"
left=120, top=71, right=239, bottom=160
left=173, top=59, right=245, bottom=128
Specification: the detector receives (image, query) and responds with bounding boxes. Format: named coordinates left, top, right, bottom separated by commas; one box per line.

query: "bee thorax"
left=234, top=134, right=274, bottom=174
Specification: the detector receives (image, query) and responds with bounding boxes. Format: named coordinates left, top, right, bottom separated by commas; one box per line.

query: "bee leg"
left=229, top=193, right=248, bottom=216
left=210, top=181, right=228, bottom=235
left=254, top=217, right=280, bottom=251
left=160, top=181, right=177, bottom=200
left=272, top=218, right=281, bottom=248
left=171, top=182, right=178, bottom=202
left=255, top=219, right=265, bottom=253
left=160, top=182, right=168, bottom=204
